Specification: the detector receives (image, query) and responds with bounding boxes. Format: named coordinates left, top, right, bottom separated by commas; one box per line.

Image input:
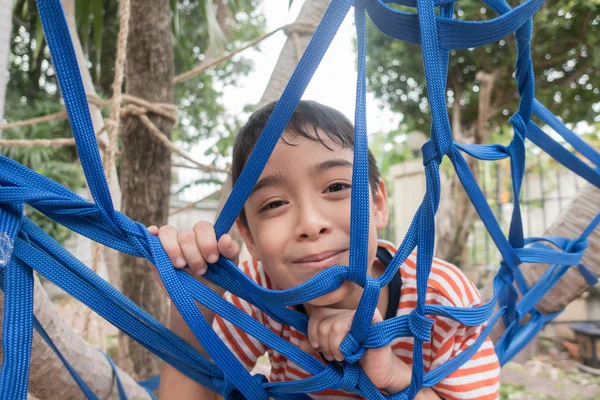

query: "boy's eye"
left=325, top=183, right=350, bottom=193
left=260, top=200, right=286, bottom=212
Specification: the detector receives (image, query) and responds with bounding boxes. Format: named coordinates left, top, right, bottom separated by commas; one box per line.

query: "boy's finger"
left=307, top=314, right=322, bottom=350
left=193, top=221, right=219, bottom=265
left=148, top=225, right=159, bottom=235
left=297, top=339, right=319, bottom=354
left=329, top=319, right=351, bottom=362
left=158, top=225, right=187, bottom=268
left=217, top=234, right=240, bottom=263
left=178, top=229, right=207, bottom=274
left=316, top=318, right=335, bottom=357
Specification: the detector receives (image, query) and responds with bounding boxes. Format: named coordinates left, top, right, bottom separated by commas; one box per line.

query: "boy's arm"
left=159, top=302, right=222, bottom=400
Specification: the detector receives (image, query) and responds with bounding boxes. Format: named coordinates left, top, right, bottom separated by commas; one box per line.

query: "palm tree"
left=217, top=0, right=332, bottom=248
left=0, top=0, right=12, bottom=124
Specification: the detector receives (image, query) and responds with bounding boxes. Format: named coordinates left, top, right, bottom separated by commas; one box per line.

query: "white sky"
left=181, top=0, right=400, bottom=201
left=220, top=0, right=399, bottom=134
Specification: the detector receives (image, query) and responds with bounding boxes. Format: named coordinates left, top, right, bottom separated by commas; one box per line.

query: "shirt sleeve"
left=212, top=261, right=268, bottom=371
left=426, top=281, right=501, bottom=400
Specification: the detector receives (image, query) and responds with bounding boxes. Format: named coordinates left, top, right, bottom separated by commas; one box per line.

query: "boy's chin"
left=305, top=284, right=355, bottom=308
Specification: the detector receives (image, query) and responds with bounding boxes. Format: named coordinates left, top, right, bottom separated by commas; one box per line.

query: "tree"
left=365, top=0, right=600, bottom=267
left=0, top=0, right=11, bottom=123
left=116, top=0, right=175, bottom=380
left=216, top=0, right=332, bottom=250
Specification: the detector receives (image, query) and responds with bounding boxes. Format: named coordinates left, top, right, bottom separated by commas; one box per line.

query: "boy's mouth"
left=292, top=249, right=347, bottom=270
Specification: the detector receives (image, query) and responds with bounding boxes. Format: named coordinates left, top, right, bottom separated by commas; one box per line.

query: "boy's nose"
left=294, top=208, right=332, bottom=241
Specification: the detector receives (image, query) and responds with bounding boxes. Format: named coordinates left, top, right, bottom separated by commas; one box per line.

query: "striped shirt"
left=213, top=241, right=501, bottom=399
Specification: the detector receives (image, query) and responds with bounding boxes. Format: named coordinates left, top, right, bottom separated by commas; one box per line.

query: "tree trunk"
left=434, top=71, right=498, bottom=267
left=0, top=1, right=147, bottom=397
left=0, top=275, right=151, bottom=400
left=257, top=0, right=330, bottom=108
left=0, top=0, right=12, bottom=125
left=118, top=0, right=174, bottom=380
left=64, top=0, right=123, bottom=291
left=483, top=182, right=600, bottom=340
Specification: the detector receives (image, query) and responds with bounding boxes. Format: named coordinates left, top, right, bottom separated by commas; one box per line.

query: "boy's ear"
left=235, top=218, right=260, bottom=261
left=373, top=179, right=389, bottom=231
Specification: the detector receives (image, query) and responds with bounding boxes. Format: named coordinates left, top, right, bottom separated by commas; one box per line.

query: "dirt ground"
left=501, top=357, right=600, bottom=400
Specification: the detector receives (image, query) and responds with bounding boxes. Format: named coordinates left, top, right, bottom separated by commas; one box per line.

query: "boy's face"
left=236, top=129, right=389, bottom=308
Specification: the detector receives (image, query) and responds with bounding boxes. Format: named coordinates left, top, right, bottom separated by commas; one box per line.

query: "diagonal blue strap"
left=102, top=352, right=128, bottom=400
left=0, top=0, right=593, bottom=399
left=533, top=100, right=600, bottom=167
left=31, top=315, right=100, bottom=399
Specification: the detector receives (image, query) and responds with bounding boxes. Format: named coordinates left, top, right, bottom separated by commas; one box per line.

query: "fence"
left=390, top=151, right=585, bottom=286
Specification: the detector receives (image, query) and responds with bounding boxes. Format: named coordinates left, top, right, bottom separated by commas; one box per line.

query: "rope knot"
left=328, top=363, right=361, bottom=392
left=498, top=262, right=515, bottom=285
left=408, top=310, right=433, bottom=342
left=421, top=139, right=441, bottom=166
left=568, top=237, right=588, bottom=254
left=215, top=374, right=269, bottom=400
left=283, top=22, right=318, bottom=37
left=510, top=113, right=528, bottom=141
left=340, top=332, right=366, bottom=364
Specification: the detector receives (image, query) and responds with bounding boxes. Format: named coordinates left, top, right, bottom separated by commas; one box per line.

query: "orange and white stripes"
left=213, top=241, right=500, bottom=399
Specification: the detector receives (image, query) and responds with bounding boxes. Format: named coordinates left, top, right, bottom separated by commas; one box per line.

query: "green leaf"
left=91, top=0, right=104, bottom=84
left=33, top=17, right=45, bottom=62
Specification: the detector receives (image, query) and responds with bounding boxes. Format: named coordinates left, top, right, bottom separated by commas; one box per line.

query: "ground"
left=501, top=356, right=600, bottom=400
left=51, top=294, right=600, bottom=399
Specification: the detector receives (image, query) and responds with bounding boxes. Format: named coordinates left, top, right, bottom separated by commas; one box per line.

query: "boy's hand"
left=148, top=222, right=240, bottom=295
left=301, top=307, right=411, bottom=394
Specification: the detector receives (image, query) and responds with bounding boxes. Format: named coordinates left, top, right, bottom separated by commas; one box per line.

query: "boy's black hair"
left=232, top=100, right=381, bottom=228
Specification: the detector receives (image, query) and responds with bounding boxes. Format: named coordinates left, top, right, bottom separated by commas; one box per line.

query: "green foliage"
left=6, top=0, right=266, bottom=240
left=172, top=0, right=265, bottom=147
left=1, top=93, right=85, bottom=244
left=366, top=0, right=600, bottom=137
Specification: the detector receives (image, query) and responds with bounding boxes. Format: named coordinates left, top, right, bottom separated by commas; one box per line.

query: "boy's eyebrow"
left=251, top=172, right=288, bottom=195
left=309, top=159, right=353, bottom=176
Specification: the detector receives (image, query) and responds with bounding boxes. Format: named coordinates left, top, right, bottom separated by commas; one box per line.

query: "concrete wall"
left=389, top=160, right=427, bottom=246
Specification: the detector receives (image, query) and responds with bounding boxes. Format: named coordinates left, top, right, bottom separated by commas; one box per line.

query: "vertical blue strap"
left=213, top=0, right=355, bottom=238
left=0, top=203, right=33, bottom=400
left=347, top=2, right=370, bottom=286
left=35, top=0, right=117, bottom=224
left=415, top=0, right=453, bottom=158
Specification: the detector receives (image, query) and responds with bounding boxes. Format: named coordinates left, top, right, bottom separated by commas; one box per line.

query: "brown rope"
left=0, top=111, right=68, bottom=131
left=1, top=19, right=287, bottom=172
left=283, top=22, right=318, bottom=63
left=122, top=104, right=225, bottom=174
left=85, top=0, right=131, bottom=347
left=0, top=125, right=107, bottom=148
left=173, top=25, right=286, bottom=84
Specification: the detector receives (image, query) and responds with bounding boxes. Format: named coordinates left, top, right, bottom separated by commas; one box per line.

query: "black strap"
left=376, top=246, right=402, bottom=320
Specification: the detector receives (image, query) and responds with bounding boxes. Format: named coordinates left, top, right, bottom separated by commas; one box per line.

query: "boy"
left=150, top=101, right=501, bottom=399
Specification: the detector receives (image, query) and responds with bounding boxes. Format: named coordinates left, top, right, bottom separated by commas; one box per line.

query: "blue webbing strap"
left=31, top=315, right=100, bottom=399
left=0, top=0, right=598, bottom=398
left=0, top=203, right=34, bottom=400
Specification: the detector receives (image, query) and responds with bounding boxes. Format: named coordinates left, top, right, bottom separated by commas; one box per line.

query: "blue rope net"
left=0, top=0, right=599, bottom=399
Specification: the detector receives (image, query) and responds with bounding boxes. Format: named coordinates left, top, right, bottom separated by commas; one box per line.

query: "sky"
left=180, top=0, right=401, bottom=201
left=221, top=0, right=400, bottom=134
